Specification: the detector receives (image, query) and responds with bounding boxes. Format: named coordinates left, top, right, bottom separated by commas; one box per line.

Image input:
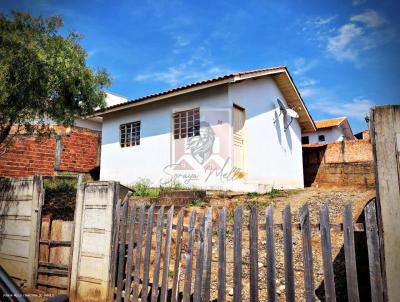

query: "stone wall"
left=303, top=139, right=374, bottom=188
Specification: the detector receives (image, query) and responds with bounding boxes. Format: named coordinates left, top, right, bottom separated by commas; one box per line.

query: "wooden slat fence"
left=111, top=199, right=383, bottom=301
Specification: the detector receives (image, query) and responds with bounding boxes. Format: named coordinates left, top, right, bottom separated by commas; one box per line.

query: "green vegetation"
left=0, top=12, right=110, bottom=148
left=246, top=192, right=258, bottom=199
left=160, top=181, right=185, bottom=192
left=187, top=198, right=204, bottom=207
left=130, top=178, right=189, bottom=198
left=131, top=178, right=160, bottom=197
left=266, top=187, right=286, bottom=199
left=43, top=177, right=77, bottom=194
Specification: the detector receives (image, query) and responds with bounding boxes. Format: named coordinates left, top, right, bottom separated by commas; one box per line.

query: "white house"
left=96, top=67, right=316, bottom=192
left=74, top=92, right=129, bottom=131
left=301, top=117, right=355, bottom=144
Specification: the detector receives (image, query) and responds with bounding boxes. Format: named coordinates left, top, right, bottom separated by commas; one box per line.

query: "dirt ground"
left=171, top=187, right=376, bottom=301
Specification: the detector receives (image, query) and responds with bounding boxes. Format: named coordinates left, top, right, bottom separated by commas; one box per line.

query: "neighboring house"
left=0, top=93, right=127, bottom=179
left=354, top=129, right=370, bottom=140
left=96, top=66, right=316, bottom=192
left=301, top=117, right=355, bottom=144
left=74, top=92, right=129, bottom=131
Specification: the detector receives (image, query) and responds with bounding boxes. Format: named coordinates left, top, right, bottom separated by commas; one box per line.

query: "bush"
left=131, top=178, right=160, bottom=197
left=267, top=187, right=286, bottom=199
left=44, top=177, right=77, bottom=194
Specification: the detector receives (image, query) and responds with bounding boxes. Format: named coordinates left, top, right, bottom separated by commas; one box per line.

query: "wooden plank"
left=132, top=205, right=145, bottom=302
left=141, top=203, right=155, bottom=302
left=38, top=216, right=51, bottom=290
left=37, top=268, right=69, bottom=276
left=116, top=200, right=129, bottom=302
left=193, top=214, right=205, bottom=302
left=319, top=204, right=336, bottom=302
left=299, top=203, right=315, bottom=302
left=218, top=207, right=227, bottom=302
left=370, top=105, right=400, bottom=302
left=48, top=219, right=64, bottom=295
left=365, top=201, right=384, bottom=302
left=233, top=206, right=242, bottom=302
left=343, top=203, right=360, bottom=302
left=283, top=204, right=295, bottom=302
left=249, top=206, right=259, bottom=302
left=171, top=208, right=184, bottom=302
left=124, top=206, right=136, bottom=302
left=151, top=206, right=165, bottom=302
left=36, top=280, right=68, bottom=289
left=201, top=207, right=213, bottom=302
left=39, top=240, right=71, bottom=246
left=266, top=205, right=277, bottom=302
left=183, top=211, right=196, bottom=302
left=39, top=261, right=69, bottom=270
left=160, top=206, right=174, bottom=302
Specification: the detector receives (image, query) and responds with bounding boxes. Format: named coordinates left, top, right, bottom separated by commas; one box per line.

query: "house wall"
left=0, top=128, right=101, bottom=178
left=228, top=77, right=304, bottom=190
left=303, top=126, right=344, bottom=144
left=100, top=85, right=231, bottom=189
left=100, top=77, right=304, bottom=191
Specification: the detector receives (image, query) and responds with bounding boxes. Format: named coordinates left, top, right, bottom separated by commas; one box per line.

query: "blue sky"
left=2, top=0, right=400, bottom=132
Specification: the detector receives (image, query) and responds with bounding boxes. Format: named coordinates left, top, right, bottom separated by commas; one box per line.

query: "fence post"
left=32, top=176, right=44, bottom=289
left=369, top=105, right=400, bottom=301
left=69, top=181, right=120, bottom=302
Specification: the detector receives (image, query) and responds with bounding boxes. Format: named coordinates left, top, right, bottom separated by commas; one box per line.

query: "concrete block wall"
left=0, top=176, right=42, bottom=287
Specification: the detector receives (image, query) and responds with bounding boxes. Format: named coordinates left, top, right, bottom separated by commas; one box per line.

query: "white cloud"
left=303, top=9, right=393, bottom=64
left=292, top=58, right=319, bottom=76
left=310, top=97, right=374, bottom=120
left=299, top=79, right=317, bottom=87
left=134, top=64, right=230, bottom=86
left=299, top=87, right=319, bottom=98
left=327, top=23, right=363, bottom=62
left=312, top=16, right=337, bottom=27
left=350, top=10, right=386, bottom=28
left=352, top=0, right=366, bottom=6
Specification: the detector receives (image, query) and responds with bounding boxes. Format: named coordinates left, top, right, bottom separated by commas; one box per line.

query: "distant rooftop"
left=315, top=117, right=347, bottom=129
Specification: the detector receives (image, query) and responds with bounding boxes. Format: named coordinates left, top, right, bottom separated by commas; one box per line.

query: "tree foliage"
left=0, top=11, right=111, bottom=146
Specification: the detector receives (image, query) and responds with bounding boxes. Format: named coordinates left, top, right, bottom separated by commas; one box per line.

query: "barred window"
left=173, top=108, right=200, bottom=139
left=120, top=121, right=140, bottom=147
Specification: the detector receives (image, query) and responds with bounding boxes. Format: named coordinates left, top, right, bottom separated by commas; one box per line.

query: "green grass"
left=246, top=192, right=258, bottom=199
left=266, top=187, right=286, bottom=199
left=44, top=178, right=77, bottom=194
left=131, top=178, right=188, bottom=198
left=131, top=178, right=160, bottom=197
left=187, top=198, right=205, bottom=207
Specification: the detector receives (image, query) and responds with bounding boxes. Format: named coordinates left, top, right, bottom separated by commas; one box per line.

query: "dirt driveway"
left=186, top=187, right=376, bottom=301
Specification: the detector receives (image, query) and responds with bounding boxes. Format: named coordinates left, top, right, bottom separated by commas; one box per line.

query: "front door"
left=232, top=105, right=246, bottom=171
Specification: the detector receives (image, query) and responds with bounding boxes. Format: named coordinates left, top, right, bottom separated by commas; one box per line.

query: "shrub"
left=44, top=177, right=77, bottom=194
left=131, top=178, right=160, bottom=197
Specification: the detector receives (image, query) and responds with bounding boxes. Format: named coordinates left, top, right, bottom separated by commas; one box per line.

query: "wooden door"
left=233, top=105, right=246, bottom=171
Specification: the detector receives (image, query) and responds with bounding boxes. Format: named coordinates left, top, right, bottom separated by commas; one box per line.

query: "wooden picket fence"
left=110, top=199, right=383, bottom=302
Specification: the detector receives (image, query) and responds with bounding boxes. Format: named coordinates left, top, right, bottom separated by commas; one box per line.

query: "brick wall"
left=0, top=128, right=100, bottom=178
left=59, top=129, right=100, bottom=172
left=303, top=139, right=374, bottom=188
left=304, top=139, right=373, bottom=164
